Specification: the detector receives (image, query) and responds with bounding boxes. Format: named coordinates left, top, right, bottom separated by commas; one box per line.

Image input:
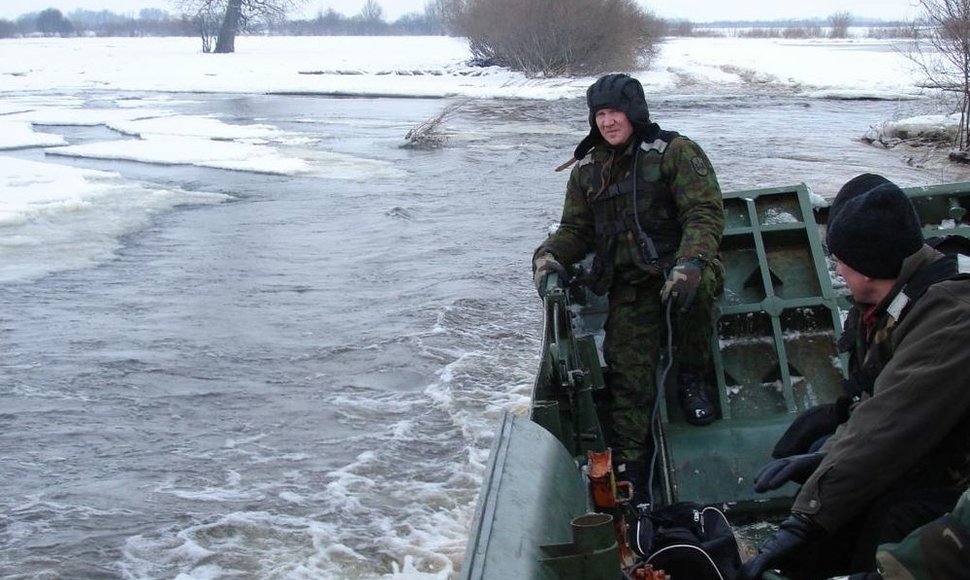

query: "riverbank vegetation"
left=445, top=0, right=662, bottom=75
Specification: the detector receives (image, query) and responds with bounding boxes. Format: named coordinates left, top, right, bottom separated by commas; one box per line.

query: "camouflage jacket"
left=536, top=129, right=723, bottom=292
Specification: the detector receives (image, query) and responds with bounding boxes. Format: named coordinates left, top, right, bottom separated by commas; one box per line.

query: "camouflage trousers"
left=603, top=261, right=722, bottom=463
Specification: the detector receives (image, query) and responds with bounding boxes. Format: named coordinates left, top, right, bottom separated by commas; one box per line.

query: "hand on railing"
left=533, top=252, right=567, bottom=297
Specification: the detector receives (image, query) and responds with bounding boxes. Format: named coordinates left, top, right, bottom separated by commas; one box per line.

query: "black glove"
left=660, top=258, right=704, bottom=311
left=753, top=452, right=824, bottom=493
left=533, top=253, right=567, bottom=296
left=772, top=397, right=851, bottom=459
left=739, top=513, right=823, bottom=580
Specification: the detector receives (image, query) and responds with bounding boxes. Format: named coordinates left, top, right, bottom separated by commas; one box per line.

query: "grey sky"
left=0, top=0, right=921, bottom=22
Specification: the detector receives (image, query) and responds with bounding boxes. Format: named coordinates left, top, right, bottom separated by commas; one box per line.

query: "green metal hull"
left=460, top=181, right=970, bottom=579
left=462, top=413, right=619, bottom=580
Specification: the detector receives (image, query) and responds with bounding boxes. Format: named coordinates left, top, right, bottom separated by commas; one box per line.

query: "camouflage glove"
left=739, top=513, right=824, bottom=580
left=533, top=253, right=566, bottom=296
left=660, top=258, right=704, bottom=311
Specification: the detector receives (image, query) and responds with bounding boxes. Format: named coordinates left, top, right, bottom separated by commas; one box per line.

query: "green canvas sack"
left=875, top=488, right=970, bottom=579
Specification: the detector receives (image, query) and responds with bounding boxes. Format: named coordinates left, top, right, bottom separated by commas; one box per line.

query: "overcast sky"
left=0, top=0, right=922, bottom=23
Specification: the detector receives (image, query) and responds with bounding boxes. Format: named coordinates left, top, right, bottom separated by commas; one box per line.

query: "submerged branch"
left=401, top=100, right=467, bottom=150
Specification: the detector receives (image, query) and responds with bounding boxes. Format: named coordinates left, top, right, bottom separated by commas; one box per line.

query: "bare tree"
left=36, top=8, right=74, bottom=36
left=360, top=0, right=383, bottom=22
left=172, top=0, right=220, bottom=51
left=435, top=0, right=466, bottom=35
left=356, top=0, right=385, bottom=34
left=0, top=19, right=17, bottom=38
left=828, top=11, right=851, bottom=38
left=174, top=0, right=305, bottom=53
left=423, top=0, right=445, bottom=30
left=907, top=0, right=970, bottom=150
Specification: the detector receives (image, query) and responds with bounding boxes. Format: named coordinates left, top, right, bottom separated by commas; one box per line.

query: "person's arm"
left=794, top=285, right=970, bottom=532
left=662, top=137, right=724, bottom=263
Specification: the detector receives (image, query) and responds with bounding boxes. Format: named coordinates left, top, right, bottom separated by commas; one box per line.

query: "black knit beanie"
left=829, top=173, right=892, bottom=221
left=825, top=177, right=923, bottom=279
left=573, top=73, right=657, bottom=160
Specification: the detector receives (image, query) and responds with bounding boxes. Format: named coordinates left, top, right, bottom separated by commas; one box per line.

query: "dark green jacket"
left=794, top=245, right=970, bottom=532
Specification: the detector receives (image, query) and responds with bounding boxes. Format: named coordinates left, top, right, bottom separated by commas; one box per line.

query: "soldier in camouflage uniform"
left=533, top=74, right=724, bottom=497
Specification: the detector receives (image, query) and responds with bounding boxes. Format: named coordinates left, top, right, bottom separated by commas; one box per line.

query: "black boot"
left=678, top=368, right=716, bottom=426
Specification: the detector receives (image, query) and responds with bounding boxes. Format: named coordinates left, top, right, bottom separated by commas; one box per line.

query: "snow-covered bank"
left=0, top=36, right=926, bottom=99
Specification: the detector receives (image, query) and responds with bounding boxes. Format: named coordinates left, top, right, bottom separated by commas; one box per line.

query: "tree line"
left=0, top=2, right=908, bottom=42
left=0, top=2, right=444, bottom=39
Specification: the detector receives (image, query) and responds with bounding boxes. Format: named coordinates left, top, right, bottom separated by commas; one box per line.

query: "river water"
left=2, top=91, right=969, bottom=579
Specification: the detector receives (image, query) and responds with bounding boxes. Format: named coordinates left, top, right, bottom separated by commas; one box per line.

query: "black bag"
left=630, top=502, right=742, bottom=580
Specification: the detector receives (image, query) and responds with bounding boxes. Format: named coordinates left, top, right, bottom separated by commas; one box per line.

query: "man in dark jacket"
left=532, top=73, right=724, bottom=501
left=741, top=174, right=970, bottom=580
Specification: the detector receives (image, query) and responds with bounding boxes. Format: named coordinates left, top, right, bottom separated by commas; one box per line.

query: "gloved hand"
left=753, top=452, right=824, bottom=493
left=660, top=258, right=704, bottom=311
left=740, top=513, right=823, bottom=580
left=533, top=252, right=566, bottom=296
left=772, top=396, right=851, bottom=458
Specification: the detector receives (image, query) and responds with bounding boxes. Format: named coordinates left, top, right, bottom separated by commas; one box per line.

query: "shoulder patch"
left=690, top=156, right=709, bottom=176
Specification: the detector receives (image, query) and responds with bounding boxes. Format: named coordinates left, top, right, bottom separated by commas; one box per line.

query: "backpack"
left=875, top=488, right=970, bottom=580
left=629, top=502, right=742, bottom=580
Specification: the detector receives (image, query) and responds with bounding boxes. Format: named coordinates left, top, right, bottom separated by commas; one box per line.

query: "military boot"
left=678, top=367, right=716, bottom=426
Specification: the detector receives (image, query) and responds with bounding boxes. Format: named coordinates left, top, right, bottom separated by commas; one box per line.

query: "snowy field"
left=0, top=35, right=928, bottom=98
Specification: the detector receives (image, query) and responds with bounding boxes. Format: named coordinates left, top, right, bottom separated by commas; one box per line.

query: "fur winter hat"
left=825, top=175, right=923, bottom=279
left=573, top=73, right=656, bottom=160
